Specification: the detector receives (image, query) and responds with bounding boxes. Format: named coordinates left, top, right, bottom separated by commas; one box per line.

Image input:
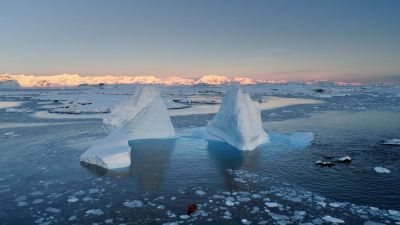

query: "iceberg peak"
left=207, top=85, right=269, bottom=150
left=103, top=86, right=175, bottom=140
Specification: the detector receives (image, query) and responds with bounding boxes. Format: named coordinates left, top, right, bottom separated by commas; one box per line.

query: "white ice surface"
left=382, top=139, right=400, bottom=146
left=0, top=101, right=22, bottom=109
left=103, top=86, right=175, bottom=140
left=373, top=167, right=390, bottom=173
left=80, top=130, right=131, bottom=169
left=207, top=85, right=269, bottom=150
left=81, top=86, right=175, bottom=169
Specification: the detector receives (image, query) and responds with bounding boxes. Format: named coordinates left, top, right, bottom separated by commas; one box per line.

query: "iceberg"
left=81, top=86, right=175, bottom=169
left=103, top=86, right=175, bottom=140
left=207, top=85, right=269, bottom=150
left=80, top=130, right=131, bottom=169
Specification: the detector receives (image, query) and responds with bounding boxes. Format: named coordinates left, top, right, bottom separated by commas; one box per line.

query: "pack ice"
left=80, top=86, right=175, bottom=169
left=207, top=85, right=269, bottom=150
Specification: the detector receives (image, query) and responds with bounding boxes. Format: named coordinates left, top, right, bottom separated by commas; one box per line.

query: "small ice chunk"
left=225, top=201, right=235, bottom=206
left=381, top=139, right=400, bottom=146
left=195, top=190, right=206, bottom=196
left=389, top=209, right=400, bottom=216
left=241, top=219, right=251, bottom=224
left=123, top=200, right=144, bottom=208
left=338, top=156, right=352, bottom=163
left=315, top=160, right=335, bottom=167
left=4, top=132, right=15, bottom=136
left=207, top=85, right=269, bottom=150
left=89, top=188, right=100, bottom=194
left=364, top=221, right=385, bottom=225
left=265, top=202, right=278, bottom=208
left=68, top=216, right=77, bottom=221
left=179, top=215, right=190, bottom=219
left=163, top=222, right=179, bottom=225
left=46, top=207, right=61, bottom=213
left=322, top=216, right=345, bottom=223
left=374, top=167, right=391, bottom=173
left=86, top=209, right=104, bottom=216
left=329, top=202, right=341, bottom=208
left=33, top=199, right=44, bottom=204
left=17, top=201, right=27, bottom=207
left=67, top=197, right=79, bottom=203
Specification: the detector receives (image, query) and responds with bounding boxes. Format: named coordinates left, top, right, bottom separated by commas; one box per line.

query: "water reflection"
left=129, top=139, right=176, bottom=191
left=207, top=140, right=263, bottom=188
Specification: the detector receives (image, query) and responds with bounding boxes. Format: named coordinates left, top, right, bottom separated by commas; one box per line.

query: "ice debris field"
left=0, top=82, right=400, bottom=224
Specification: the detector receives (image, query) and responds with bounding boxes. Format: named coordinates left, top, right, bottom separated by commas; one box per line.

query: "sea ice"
left=195, top=190, right=206, bottom=196
left=374, top=167, right=391, bottom=173
left=322, top=215, right=345, bottom=223
left=103, top=86, right=175, bottom=140
left=123, top=200, right=144, bottom=208
left=207, top=85, right=269, bottom=150
left=381, top=139, right=400, bottom=146
left=85, top=209, right=104, bottom=216
left=80, top=129, right=131, bottom=169
left=338, top=156, right=352, bottom=163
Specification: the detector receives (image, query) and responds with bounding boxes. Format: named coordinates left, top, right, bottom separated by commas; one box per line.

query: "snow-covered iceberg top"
left=207, top=85, right=269, bottom=150
left=81, top=86, right=176, bottom=170
left=103, top=86, right=175, bottom=140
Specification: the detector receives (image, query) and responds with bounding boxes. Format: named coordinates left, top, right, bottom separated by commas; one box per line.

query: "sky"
left=1, top=0, right=400, bottom=82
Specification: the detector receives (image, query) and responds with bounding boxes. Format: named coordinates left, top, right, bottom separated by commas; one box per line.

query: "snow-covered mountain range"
left=0, top=74, right=288, bottom=88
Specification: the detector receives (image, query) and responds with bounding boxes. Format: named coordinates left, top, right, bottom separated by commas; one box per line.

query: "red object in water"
left=187, top=204, right=197, bottom=215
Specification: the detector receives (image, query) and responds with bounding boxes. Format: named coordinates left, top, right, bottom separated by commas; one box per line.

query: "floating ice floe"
left=85, top=209, right=104, bottom=216
left=207, top=85, right=269, bottom=150
left=338, top=156, right=352, bottom=163
left=123, top=200, right=144, bottom=208
left=322, top=215, right=345, bottom=223
left=315, top=160, right=336, bottom=167
left=80, top=86, right=176, bottom=169
left=373, top=167, right=391, bottom=173
left=381, top=139, right=400, bottom=146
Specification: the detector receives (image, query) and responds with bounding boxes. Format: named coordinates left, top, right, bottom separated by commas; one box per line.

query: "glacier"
left=80, top=86, right=175, bottom=169
left=207, top=85, right=269, bottom=150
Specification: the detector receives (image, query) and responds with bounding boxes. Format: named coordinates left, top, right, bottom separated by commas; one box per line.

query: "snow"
left=195, top=75, right=231, bottom=85
left=0, top=73, right=262, bottom=87
left=374, top=167, right=391, bottom=173
left=207, top=85, right=269, bottom=150
left=103, top=86, right=175, bottom=140
left=80, top=129, right=131, bottom=169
